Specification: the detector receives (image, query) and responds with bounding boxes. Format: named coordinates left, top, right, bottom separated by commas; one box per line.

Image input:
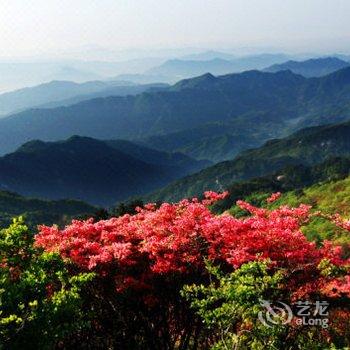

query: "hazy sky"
left=1, top=0, right=350, bottom=58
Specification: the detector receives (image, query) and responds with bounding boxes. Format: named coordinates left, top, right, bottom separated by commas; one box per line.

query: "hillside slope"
left=276, top=177, right=350, bottom=244
left=227, top=169, right=350, bottom=245
left=213, top=158, right=350, bottom=245
left=0, top=190, right=96, bottom=228
left=148, top=121, right=350, bottom=202
left=211, top=157, right=350, bottom=213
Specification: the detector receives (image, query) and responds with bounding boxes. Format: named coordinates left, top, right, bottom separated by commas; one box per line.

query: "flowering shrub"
left=35, top=192, right=349, bottom=295
left=35, top=192, right=229, bottom=289
left=33, top=192, right=350, bottom=349
left=266, top=191, right=282, bottom=203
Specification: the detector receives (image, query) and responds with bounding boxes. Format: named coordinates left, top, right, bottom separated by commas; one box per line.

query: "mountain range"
left=180, top=50, right=236, bottom=61
left=264, top=57, right=350, bottom=77
left=0, top=136, right=208, bottom=206
left=0, top=57, right=166, bottom=93
left=147, top=53, right=290, bottom=80
left=1, top=67, right=350, bottom=159
left=0, top=80, right=168, bottom=116
left=1, top=53, right=350, bottom=217
left=147, top=120, right=350, bottom=202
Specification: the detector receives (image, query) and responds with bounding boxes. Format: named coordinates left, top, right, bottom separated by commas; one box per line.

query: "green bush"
left=182, top=261, right=350, bottom=350
left=0, top=218, right=94, bottom=349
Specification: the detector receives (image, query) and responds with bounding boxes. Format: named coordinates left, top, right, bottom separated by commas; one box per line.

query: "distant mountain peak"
left=173, top=72, right=217, bottom=89
left=180, top=50, right=235, bottom=61
left=307, top=56, right=347, bottom=64
left=200, top=72, right=216, bottom=79
left=66, top=135, right=95, bottom=142
left=16, top=140, right=47, bottom=153
left=264, top=56, right=350, bottom=77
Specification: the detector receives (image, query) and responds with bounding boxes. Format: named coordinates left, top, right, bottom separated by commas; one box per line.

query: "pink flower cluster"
left=267, top=192, right=282, bottom=203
